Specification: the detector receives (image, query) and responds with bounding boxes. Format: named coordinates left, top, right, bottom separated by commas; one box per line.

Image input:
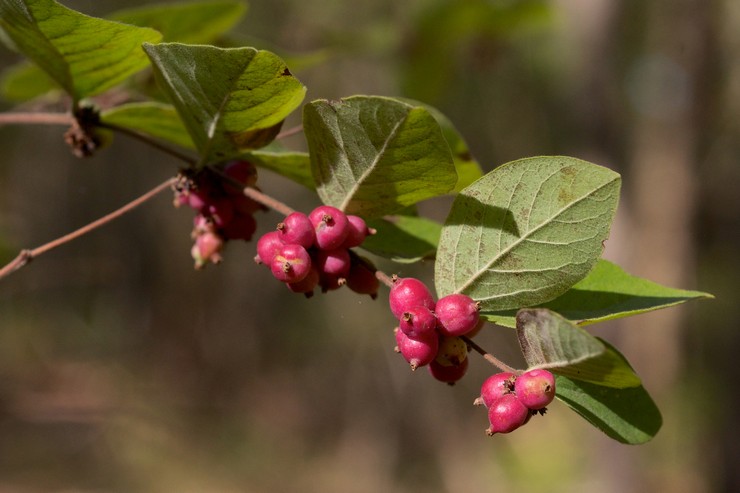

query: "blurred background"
left=0, top=0, right=737, bottom=491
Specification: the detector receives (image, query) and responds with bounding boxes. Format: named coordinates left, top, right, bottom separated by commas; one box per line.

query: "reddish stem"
left=462, top=335, right=520, bottom=374
left=0, top=112, right=74, bottom=126
left=276, top=124, right=303, bottom=140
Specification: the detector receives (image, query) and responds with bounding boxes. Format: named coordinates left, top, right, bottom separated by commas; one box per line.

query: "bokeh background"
left=1, top=0, right=738, bottom=491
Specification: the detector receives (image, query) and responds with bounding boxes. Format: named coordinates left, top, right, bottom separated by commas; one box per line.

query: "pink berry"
left=255, top=231, right=284, bottom=264
left=435, top=293, right=480, bottom=337
left=287, top=265, right=320, bottom=297
left=388, top=277, right=435, bottom=319
left=277, top=212, right=315, bottom=248
left=346, top=261, right=379, bottom=299
left=221, top=213, right=257, bottom=241
left=223, top=160, right=258, bottom=193
left=313, top=248, right=351, bottom=277
left=343, top=215, right=373, bottom=248
left=309, top=205, right=349, bottom=250
left=428, top=357, right=468, bottom=385
left=476, top=372, right=516, bottom=407
left=434, top=336, right=468, bottom=367
left=204, top=198, right=235, bottom=228
left=395, top=329, right=439, bottom=370
left=486, top=393, right=530, bottom=435
left=514, top=369, right=556, bottom=410
left=319, top=273, right=345, bottom=293
left=398, top=305, right=437, bottom=340
left=191, top=231, right=224, bottom=269
left=270, top=244, right=312, bottom=283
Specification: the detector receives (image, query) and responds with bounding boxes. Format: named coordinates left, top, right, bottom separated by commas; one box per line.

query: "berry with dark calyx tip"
left=313, top=248, right=351, bottom=277
left=476, top=372, right=516, bottom=407
left=343, top=215, right=374, bottom=248
left=255, top=231, right=285, bottom=264
left=395, top=328, right=439, bottom=370
left=388, top=276, right=435, bottom=319
left=398, top=305, right=437, bottom=340
left=221, top=213, right=257, bottom=241
left=191, top=231, right=224, bottom=269
left=435, top=293, right=480, bottom=337
left=435, top=336, right=469, bottom=367
left=319, top=273, right=346, bottom=293
left=277, top=212, right=315, bottom=248
left=428, top=357, right=469, bottom=385
left=514, top=369, right=556, bottom=410
left=309, top=205, right=349, bottom=250
left=485, top=393, right=530, bottom=435
left=346, top=260, right=379, bottom=299
left=270, top=244, right=312, bottom=283
left=287, top=265, right=320, bottom=297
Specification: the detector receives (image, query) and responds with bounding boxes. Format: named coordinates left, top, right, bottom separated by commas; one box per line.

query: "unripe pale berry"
left=309, top=205, right=349, bottom=250
left=256, top=231, right=284, bottom=264
left=388, top=277, right=435, bottom=319
left=398, top=305, right=437, bottom=340
left=435, top=336, right=468, bottom=367
left=428, top=357, right=469, bottom=385
left=313, top=248, right=351, bottom=277
left=277, top=212, right=315, bottom=248
left=514, top=369, right=556, bottom=410
left=395, top=329, right=439, bottom=370
left=476, top=372, right=516, bottom=407
left=191, top=231, right=224, bottom=269
left=343, top=215, right=373, bottom=248
left=486, top=393, right=530, bottom=435
left=346, top=261, right=379, bottom=299
left=270, top=244, right=312, bottom=283
left=435, top=293, right=480, bottom=337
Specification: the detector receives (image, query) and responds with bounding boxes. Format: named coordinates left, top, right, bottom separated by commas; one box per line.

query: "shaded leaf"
left=0, top=60, right=58, bottom=101
left=101, top=102, right=194, bottom=150
left=555, top=373, right=662, bottom=444
left=0, top=0, right=162, bottom=101
left=482, top=259, right=713, bottom=328
left=362, top=215, right=442, bottom=263
left=243, top=150, right=313, bottom=189
left=144, top=42, right=306, bottom=164
left=303, top=96, right=457, bottom=218
left=435, top=156, right=620, bottom=311
left=109, top=0, right=247, bottom=44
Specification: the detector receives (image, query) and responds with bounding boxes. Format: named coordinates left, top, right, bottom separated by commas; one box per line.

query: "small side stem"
left=462, top=335, right=520, bottom=374
left=99, top=122, right=197, bottom=166
left=276, top=124, right=303, bottom=140
left=0, top=177, right=177, bottom=281
left=207, top=165, right=295, bottom=216
left=0, top=112, right=74, bottom=126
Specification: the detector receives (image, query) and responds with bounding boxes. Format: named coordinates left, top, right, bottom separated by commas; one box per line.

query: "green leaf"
left=109, top=0, right=247, bottom=44
left=362, top=215, right=442, bottom=263
left=482, top=259, right=713, bottom=328
left=0, top=60, right=58, bottom=101
left=303, top=96, right=457, bottom=218
left=435, top=156, right=620, bottom=311
left=555, top=374, right=662, bottom=444
left=516, top=308, right=641, bottom=388
left=101, top=102, right=195, bottom=150
left=243, top=150, right=313, bottom=189
left=144, top=42, right=306, bottom=164
left=0, top=0, right=162, bottom=101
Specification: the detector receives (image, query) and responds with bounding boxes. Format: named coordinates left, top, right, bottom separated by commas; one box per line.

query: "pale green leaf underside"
left=482, top=259, right=713, bottom=328
left=435, top=156, right=620, bottom=311
left=303, top=96, right=457, bottom=218
left=144, top=42, right=306, bottom=165
left=556, top=374, right=662, bottom=444
left=362, top=215, right=442, bottom=263
left=101, top=102, right=194, bottom=150
left=0, top=0, right=161, bottom=100
left=109, top=0, right=247, bottom=44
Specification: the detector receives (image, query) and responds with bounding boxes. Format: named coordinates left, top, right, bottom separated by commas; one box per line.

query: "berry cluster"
left=474, top=369, right=556, bottom=435
left=389, top=276, right=482, bottom=384
left=255, top=205, right=379, bottom=298
left=173, top=161, right=265, bottom=269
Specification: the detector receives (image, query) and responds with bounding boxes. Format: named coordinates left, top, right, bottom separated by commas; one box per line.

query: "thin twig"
left=0, top=112, right=74, bottom=126
left=0, top=177, right=178, bottom=281
left=276, top=124, right=303, bottom=140
left=462, top=335, right=520, bottom=374
left=99, top=121, right=197, bottom=166
left=208, top=165, right=295, bottom=216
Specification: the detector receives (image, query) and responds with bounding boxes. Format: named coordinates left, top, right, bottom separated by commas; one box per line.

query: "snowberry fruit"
left=514, top=369, right=556, bottom=410
left=435, top=336, right=469, bottom=367
left=191, top=231, right=223, bottom=269
left=313, top=248, right=351, bottom=277
left=255, top=231, right=285, bottom=264
left=309, top=205, right=349, bottom=250
left=388, top=277, right=435, bottom=319
left=287, top=265, right=320, bottom=297
left=346, top=260, right=379, bottom=299
left=221, top=212, right=257, bottom=241
left=486, top=393, right=530, bottom=435
left=398, top=305, right=437, bottom=340
left=435, top=293, right=480, bottom=337
left=223, top=159, right=258, bottom=193
left=270, top=244, right=312, bottom=283
left=476, top=372, right=516, bottom=407
left=395, top=329, right=439, bottom=370
left=428, top=357, right=469, bottom=385
left=277, top=212, right=315, bottom=248
left=343, top=214, right=373, bottom=248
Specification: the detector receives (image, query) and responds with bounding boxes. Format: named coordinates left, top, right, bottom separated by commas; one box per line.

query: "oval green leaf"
left=303, top=96, right=457, bottom=218
left=0, top=0, right=162, bottom=101
left=101, top=102, right=195, bottom=150
left=362, top=215, right=442, bottom=263
left=435, top=156, right=620, bottom=310
left=555, top=374, right=662, bottom=444
left=143, top=42, right=306, bottom=165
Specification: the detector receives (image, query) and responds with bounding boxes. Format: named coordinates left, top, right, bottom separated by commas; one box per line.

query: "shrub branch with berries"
left=0, top=0, right=713, bottom=445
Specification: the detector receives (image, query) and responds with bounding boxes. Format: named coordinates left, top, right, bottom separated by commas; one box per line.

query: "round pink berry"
left=255, top=231, right=284, bottom=264
left=270, top=244, right=312, bottom=283
left=343, top=215, right=372, bottom=248
left=477, top=372, right=516, bottom=407
left=346, top=261, right=379, bottom=299
left=191, top=231, right=224, bottom=269
left=428, top=358, right=469, bottom=385
left=435, top=293, right=480, bottom=337
left=388, top=277, right=435, bottom=319
left=313, top=248, right=351, bottom=277
left=486, top=393, right=530, bottom=435
left=398, top=305, right=437, bottom=340
left=277, top=212, right=315, bottom=248
left=395, top=329, right=439, bottom=370
left=309, top=205, right=349, bottom=250
left=514, top=369, right=556, bottom=410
